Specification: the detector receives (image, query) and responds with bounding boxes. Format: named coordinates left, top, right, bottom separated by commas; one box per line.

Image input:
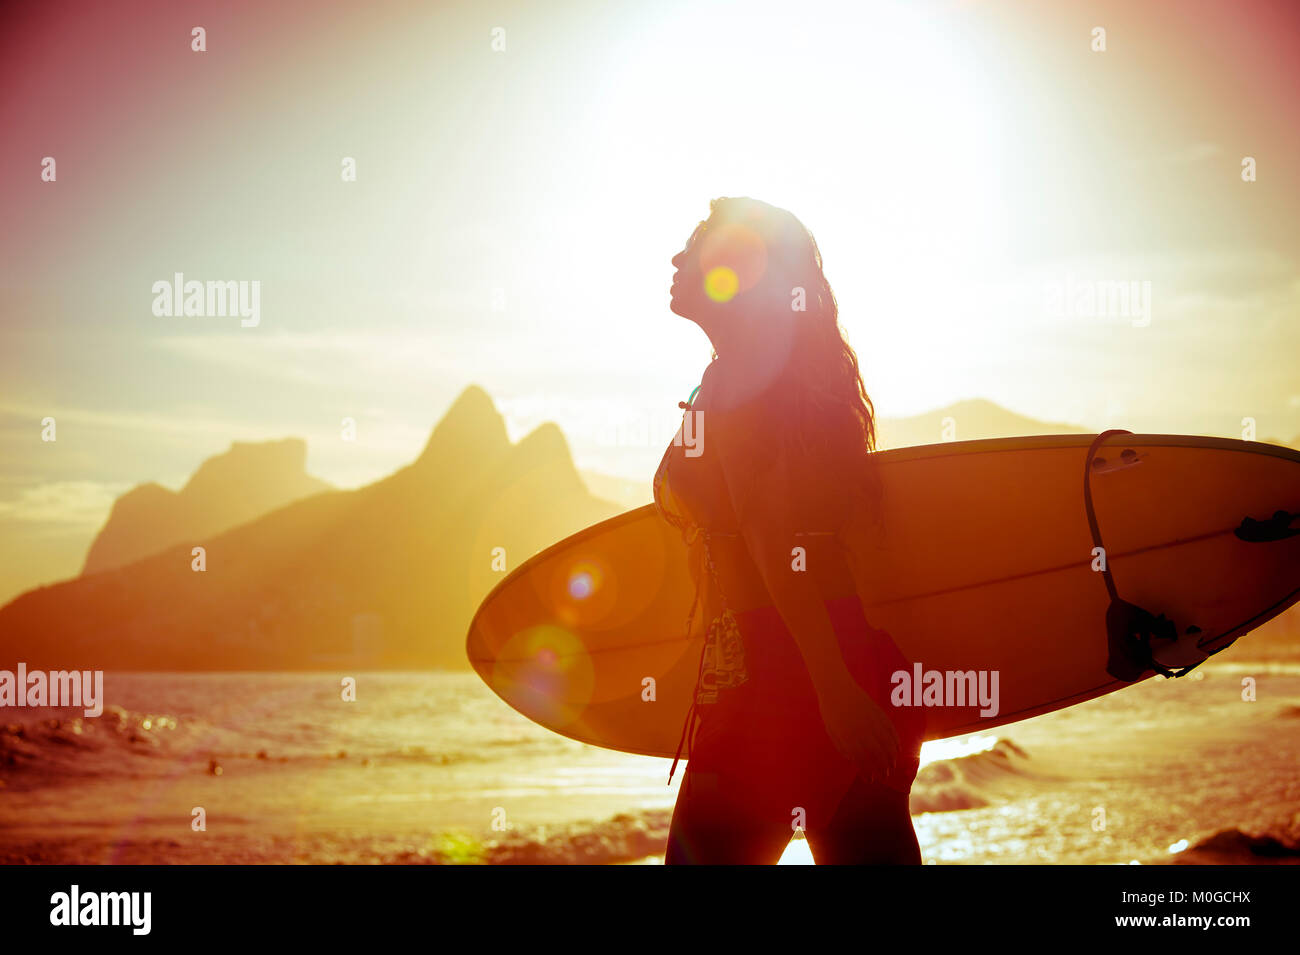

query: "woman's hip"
left=705, top=595, right=925, bottom=751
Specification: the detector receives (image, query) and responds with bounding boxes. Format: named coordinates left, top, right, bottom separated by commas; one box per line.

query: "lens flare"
left=699, top=223, right=767, bottom=299
left=567, top=560, right=603, bottom=600
left=704, top=266, right=739, bottom=302
left=493, top=623, right=596, bottom=730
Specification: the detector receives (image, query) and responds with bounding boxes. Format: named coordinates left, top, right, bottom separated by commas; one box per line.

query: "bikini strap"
left=667, top=564, right=711, bottom=786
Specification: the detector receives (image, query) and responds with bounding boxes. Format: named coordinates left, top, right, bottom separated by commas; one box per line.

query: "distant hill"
left=875, top=398, right=1088, bottom=450
left=0, top=386, right=622, bottom=671
left=1261, top=435, right=1300, bottom=452
left=81, top=438, right=332, bottom=575
left=577, top=470, right=653, bottom=511
left=3, top=392, right=1292, bottom=670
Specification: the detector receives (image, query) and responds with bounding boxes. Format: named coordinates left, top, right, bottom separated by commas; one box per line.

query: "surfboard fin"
left=1105, top=597, right=1181, bottom=682
left=1234, top=510, right=1299, bottom=543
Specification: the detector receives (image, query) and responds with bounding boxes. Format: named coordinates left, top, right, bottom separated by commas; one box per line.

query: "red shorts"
left=684, top=594, right=925, bottom=824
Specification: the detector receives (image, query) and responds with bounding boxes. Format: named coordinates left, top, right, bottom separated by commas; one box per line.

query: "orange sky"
left=2, top=0, right=1298, bottom=602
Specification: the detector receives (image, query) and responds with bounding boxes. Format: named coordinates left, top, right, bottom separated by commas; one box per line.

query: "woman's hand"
left=813, top=673, right=900, bottom=781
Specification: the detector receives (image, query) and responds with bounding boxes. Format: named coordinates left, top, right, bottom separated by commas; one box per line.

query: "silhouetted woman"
left=654, top=197, right=925, bottom=864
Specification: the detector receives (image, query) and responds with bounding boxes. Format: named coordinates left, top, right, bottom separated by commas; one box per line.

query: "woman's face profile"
left=671, top=215, right=769, bottom=322
left=669, top=221, right=708, bottom=320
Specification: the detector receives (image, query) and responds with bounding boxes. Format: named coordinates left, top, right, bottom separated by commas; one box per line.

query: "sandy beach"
left=3, top=661, right=1298, bottom=865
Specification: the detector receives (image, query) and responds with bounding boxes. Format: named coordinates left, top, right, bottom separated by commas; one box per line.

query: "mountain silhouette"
left=0, top=386, right=620, bottom=670
left=81, top=438, right=332, bottom=575
left=876, top=398, right=1087, bottom=450
left=2, top=391, right=1293, bottom=670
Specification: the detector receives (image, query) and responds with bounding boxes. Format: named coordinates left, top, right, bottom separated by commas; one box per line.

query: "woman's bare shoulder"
left=696, top=358, right=727, bottom=404
left=698, top=358, right=768, bottom=422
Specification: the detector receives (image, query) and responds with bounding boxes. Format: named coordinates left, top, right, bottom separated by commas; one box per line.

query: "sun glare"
left=581, top=0, right=1008, bottom=414
left=919, top=734, right=999, bottom=769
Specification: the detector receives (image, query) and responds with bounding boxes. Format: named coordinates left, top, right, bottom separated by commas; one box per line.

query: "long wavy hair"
left=698, top=196, right=881, bottom=530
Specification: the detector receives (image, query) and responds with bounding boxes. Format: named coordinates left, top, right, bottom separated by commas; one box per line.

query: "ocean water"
left=1, top=662, right=1298, bottom=864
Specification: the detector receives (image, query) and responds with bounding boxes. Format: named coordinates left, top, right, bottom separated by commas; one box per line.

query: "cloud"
left=0, top=481, right=127, bottom=526
left=0, top=401, right=279, bottom=441
left=148, top=327, right=610, bottom=385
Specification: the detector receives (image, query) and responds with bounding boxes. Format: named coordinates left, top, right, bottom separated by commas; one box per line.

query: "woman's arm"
left=707, top=390, right=899, bottom=779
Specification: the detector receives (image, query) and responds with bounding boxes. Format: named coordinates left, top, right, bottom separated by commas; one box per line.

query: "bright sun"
left=580, top=0, right=1009, bottom=415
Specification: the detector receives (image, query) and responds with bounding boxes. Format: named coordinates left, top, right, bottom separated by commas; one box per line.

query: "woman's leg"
left=664, top=764, right=796, bottom=865
left=804, top=776, right=922, bottom=865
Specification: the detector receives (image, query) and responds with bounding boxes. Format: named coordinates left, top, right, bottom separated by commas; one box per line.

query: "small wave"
left=910, top=738, right=1037, bottom=812
left=1169, top=816, right=1300, bottom=864
left=0, top=707, right=490, bottom=784
left=0, top=706, right=185, bottom=781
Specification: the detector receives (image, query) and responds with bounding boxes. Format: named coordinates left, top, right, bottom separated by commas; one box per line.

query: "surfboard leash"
left=1083, top=429, right=1200, bottom=682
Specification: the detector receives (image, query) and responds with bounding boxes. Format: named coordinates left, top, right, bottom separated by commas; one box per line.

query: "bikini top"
left=652, top=414, right=741, bottom=541
left=652, top=360, right=784, bottom=539
left=651, top=379, right=843, bottom=579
